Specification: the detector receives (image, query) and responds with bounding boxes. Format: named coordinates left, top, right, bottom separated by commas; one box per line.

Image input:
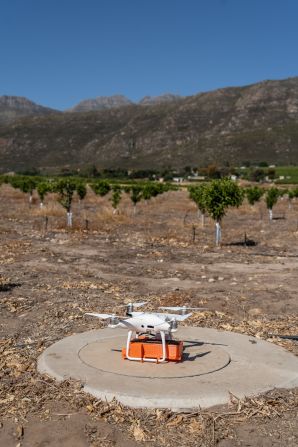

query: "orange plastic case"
left=122, top=338, right=183, bottom=362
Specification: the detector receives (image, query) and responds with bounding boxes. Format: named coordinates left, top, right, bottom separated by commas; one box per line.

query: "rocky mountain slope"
left=138, top=94, right=182, bottom=106
left=1, top=77, right=298, bottom=172
left=68, top=95, right=133, bottom=112
left=0, top=96, right=59, bottom=125
left=68, top=93, right=182, bottom=112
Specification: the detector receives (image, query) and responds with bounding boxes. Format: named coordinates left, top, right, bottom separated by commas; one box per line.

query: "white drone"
left=86, top=302, right=205, bottom=363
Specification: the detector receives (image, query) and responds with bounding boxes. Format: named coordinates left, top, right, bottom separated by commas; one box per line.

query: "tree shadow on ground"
left=0, top=282, right=21, bottom=292
left=224, top=233, right=257, bottom=247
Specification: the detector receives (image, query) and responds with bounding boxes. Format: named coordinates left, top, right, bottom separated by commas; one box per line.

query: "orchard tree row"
left=188, top=182, right=298, bottom=245
left=0, top=175, right=176, bottom=226
left=1, top=175, right=298, bottom=245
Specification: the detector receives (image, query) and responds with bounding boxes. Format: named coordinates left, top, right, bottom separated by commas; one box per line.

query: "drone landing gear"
left=122, top=330, right=183, bottom=363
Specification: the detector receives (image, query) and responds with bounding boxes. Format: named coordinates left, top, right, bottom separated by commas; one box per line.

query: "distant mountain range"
left=0, top=95, right=61, bottom=125
left=1, top=78, right=298, bottom=172
left=0, top=93, right=183, bottom=123
left=67, top=94, right=182, bottom=113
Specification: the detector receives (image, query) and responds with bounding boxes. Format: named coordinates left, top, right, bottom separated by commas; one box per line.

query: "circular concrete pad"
left=79, top=337, right=231, bottom=378
left=38, top=327, right=298, bottom=410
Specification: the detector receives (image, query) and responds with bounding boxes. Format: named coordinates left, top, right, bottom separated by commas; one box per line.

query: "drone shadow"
left=182, top=350, right=211, bottom=361
left=183, top=340, right=228, bottom=347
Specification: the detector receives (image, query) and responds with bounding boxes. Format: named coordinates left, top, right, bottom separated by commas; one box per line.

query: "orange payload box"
left=122, top=338, right=183, bottom=362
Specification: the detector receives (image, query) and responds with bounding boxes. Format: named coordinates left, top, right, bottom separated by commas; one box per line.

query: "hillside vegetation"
left=1, top=77, right=298, bottom=172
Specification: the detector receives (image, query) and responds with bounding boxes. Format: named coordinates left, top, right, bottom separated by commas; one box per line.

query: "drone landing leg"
left=124, top=330, right=168, bottom=363
left=126, top=330, right=133, bottom=360
left=126, top=330, right=147, bottom=362
left=159, top=330, right=167, bottom=363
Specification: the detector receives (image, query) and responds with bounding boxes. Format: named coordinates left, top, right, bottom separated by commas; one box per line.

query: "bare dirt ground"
left=0, top=184, right=297, bottom=447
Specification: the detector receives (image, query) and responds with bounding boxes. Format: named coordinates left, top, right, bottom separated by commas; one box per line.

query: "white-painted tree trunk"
left=269, top=209, right=273, bottom=221
left=67, top=211, right=73, bottom=227
left=201, top=213, right=205, bottom=228
left=215, top=221, right=221, bottom=246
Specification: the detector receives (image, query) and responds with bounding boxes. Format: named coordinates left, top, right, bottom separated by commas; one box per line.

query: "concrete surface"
left=79, top=337, right=231, bottom=378
left=38, top=327, right=298, bottom=410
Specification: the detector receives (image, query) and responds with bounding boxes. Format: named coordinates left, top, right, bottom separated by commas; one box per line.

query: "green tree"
left=288, top=189, right=294, bottom=209
left=245, top=186, right=264, bottom=206
left=265, top=187, right=280, bottom=221
left=142, top=183, right=155, bottom=201
left=188, top=184, right=208, bottom=227
left=54, top=179, right=77, bottom=226
left=91, top=180, right=111, bottom=197
left=26, top=178, right=37, bottom=205
left=130, top=185, right=143, bottom=214
left=249, top=168, right=266, bottom=182
left=111, top=185, right=122, bottom=213
left=288, top=187, right=298, bottom=209
left=37, top=181, right=52, bottom=208
left=206, top=164, right=221, bottom=179
left=76, top=182, right=87, bottom=201
left=267, top=168, right=276, bottom=180
left=203, top=179, right=244, bottom=245
left=142, top=182, right=163, bottom=202
left=16, top=177, right=37, bottom=205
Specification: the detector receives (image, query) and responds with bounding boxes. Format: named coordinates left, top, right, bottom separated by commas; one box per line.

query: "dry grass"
left=0, top=183, right=298, bottom=446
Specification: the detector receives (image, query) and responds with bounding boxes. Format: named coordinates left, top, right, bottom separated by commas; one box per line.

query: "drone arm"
left=85, top=312, right=115, bottom=319
left=152, top=312, right=193, bottom=321
left=175, top=312, right=192, bottom=321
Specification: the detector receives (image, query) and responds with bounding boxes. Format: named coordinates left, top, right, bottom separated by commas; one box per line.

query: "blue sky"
left=1, top=0, right=298, bottom=110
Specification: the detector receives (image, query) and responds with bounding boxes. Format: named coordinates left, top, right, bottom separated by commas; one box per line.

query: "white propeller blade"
left=121, top=301, right=147, bottom=308
left=85, top=312, right=121, bottom=319
left=173, top=312, right=193, bottom=321
left=119, top=319, right=136, bottom=328
left=148, top=312, right=193, bottom=321
left=159, top=306, right=207, bottom=311
left=154, top=320, right=171, bottom=328
left=133, top=301, right=147, bottom=308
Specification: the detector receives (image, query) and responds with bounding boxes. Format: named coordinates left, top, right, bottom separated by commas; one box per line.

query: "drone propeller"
left=121, top=301, right=147, bottom=314
left=119, top=319, right=135, bottom=329
left=121, top=301, right=147, bottom=308
left=130, top=310, right=192, bottom=321
left=159, top=306, right=207, bottom=313
left=162, top=312, right=193, bottom=321
left=85, top=312, right=123, bottom=328
left=85, top=312, right=122, bottom=319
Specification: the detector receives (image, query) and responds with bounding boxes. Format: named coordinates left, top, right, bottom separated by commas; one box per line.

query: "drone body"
left=86, top=302, right=205, bottom=363
left=86, top=312, right=178, bottom=332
